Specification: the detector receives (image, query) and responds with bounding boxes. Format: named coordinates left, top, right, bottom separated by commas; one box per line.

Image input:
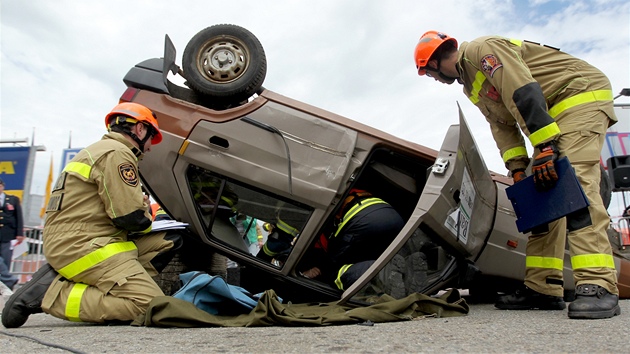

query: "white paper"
left=10, top=239, right=29, bottom=260
left=151, top=220, right=189, bottom=232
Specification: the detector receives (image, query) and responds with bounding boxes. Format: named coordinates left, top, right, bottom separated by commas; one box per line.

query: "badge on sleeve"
left=118, top=163, right=139, bottom=187
left=481, top=54, right=503, bottom=77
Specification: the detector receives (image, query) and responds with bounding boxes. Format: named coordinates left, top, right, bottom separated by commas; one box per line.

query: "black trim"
left=566, top=206, right=592, bottom=232
left=112, top=209, right=152, bottom=232
left=530, top=224, right=549, bottom=235
left=546, top=277, right=564, bottom=286
left=512, top=82, right=555, bottom=138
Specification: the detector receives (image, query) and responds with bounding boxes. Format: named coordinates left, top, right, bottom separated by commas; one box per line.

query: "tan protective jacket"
left=43, top=132, right=152, bottom=268
left=457, top=36, right=617, bottom=172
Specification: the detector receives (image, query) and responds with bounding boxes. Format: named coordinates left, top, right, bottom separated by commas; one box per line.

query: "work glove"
left=511, top=169, right=526, bottom=183
left=532, top=141, right=559, bottom=191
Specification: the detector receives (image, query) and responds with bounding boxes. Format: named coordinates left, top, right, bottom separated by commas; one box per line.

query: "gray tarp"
left=131, top=289, right=469, bottom=327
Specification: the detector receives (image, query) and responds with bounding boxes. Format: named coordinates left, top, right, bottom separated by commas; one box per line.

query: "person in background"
left=2, top=102, right=183, bottom=328
left=414, top=31, right=619, bottom=319
left=230, top=213, right=263, bottom=255
left=0, top=177, right=24, bottom=290
left=0, top=255, right=18, bottom=291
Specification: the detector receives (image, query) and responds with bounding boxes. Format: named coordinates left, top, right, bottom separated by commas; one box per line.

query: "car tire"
left=182, top=24, right=267, bottom=107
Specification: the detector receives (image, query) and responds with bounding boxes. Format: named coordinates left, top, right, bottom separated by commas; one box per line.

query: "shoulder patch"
left=118, top=162, right=139, bottom=187
left=481, top=54, right=503, bottom=77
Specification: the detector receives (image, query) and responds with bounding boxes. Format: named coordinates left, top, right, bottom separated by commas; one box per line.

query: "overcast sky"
left=1, top=0, right=629, bottom=212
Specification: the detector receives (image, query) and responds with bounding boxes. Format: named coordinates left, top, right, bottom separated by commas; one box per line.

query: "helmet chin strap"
left=433, top=58, right=458, bottom=84
left=130, top=146, right=142, bottom=158
left=438, top=72, right=458, bottom=84
left=128, top=128, right=151, bottom=155
left=127, top=133, right=145, bottom=156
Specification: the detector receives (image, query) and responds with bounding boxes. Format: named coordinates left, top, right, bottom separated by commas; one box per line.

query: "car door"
left=170, top=99, right=359, bottom=268
left=340, top=104, right=498, bottom=302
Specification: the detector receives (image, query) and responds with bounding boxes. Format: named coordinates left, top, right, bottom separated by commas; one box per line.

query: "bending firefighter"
left=2, top=102, right=183, bottom=328
left=414, top=31, right=619, bottom=319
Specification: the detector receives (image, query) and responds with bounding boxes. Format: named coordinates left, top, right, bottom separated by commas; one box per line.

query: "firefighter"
left=301, top=189, right=404, bottom=291
left=2, top=102, right=183, bottom=328
left=256, top=218, right=300, bottom=266
left=151, top=203, right=171, bottom=221
left=414, top=31, right=619, bottom=319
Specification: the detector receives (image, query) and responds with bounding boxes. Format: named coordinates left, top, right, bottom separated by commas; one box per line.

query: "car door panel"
left=181, top=101, right=357, bottom=207
left=340, top=104, right=498, bottom=302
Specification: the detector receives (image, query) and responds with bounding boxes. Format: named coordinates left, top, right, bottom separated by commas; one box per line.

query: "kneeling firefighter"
left=2, top=102, right=183, bottom=328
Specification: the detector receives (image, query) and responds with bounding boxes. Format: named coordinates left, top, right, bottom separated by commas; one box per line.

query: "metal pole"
left=22, top=146, right=37, bottom=219
left=21, top=145, right=46, bottom=224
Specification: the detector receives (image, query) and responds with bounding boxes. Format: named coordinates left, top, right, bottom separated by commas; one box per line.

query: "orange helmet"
left=105, top=102, right=163, bottom=145
left=414, top=31, right=457, bottom=76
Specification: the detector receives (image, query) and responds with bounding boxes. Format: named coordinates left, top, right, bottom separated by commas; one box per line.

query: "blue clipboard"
left=505, top=157, right=589, bottom=234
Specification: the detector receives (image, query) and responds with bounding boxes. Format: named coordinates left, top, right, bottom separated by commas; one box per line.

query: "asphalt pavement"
left=1, top=297, right=628, bottom=353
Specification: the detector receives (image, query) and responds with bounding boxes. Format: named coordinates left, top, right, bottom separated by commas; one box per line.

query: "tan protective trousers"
left=526, top=107, right=618, bottom=297
left=42, top=232, right=173, bottom=323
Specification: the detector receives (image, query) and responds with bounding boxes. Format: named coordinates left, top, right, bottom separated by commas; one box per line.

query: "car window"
left=186, top=165, right=312, bottom=267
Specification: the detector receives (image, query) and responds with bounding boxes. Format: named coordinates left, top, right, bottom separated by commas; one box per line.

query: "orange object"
left=619, top=228, right=630, bottom=247
left=105, top=102, right=163, bottom=144
left=150, top=203, right=161, bottom=220
left=414, top=31, right=457, bottom=75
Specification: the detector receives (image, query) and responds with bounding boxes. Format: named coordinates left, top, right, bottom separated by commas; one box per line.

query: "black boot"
left=495, top=286, right=566, bottom=310
left=1, top=263, right=58, bottom=328
left=568, top=284, right=620, bottom=319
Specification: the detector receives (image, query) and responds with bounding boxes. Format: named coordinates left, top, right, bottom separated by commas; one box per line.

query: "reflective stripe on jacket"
left=457, top=36, right=617, bottom=171
left=334, top=197, right=388, bottom=237
left=43, top=132, right=152, bottom=268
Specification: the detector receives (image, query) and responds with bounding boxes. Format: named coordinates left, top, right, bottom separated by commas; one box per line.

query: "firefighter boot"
left=568, top=284, right=620, bottom=319
left=1, top=263, right=57, bottom=328
left=495, top=286, right=566, bottom=310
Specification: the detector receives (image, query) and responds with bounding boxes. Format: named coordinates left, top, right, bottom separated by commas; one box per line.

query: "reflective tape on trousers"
left=58, top=241, right=137, bottom=279
left=65, top=283, right=88, bottom=322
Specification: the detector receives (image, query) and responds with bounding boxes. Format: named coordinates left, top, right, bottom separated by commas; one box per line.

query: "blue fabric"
left=172, top=271, right=261, bottom=316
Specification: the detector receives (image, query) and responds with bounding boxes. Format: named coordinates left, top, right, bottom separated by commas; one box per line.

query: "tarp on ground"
left=131, top=288, right=469, bottom=328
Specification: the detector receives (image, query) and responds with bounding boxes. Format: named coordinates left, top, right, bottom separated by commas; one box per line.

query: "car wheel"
left=182, top=24, right=267, bottom=107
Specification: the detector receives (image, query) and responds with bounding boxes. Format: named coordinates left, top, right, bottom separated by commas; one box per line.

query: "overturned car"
left=119, top=24, right=630, bottom=304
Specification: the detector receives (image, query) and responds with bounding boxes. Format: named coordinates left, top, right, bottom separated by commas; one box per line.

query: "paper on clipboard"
left=151, top=220, right=189, bottom=231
